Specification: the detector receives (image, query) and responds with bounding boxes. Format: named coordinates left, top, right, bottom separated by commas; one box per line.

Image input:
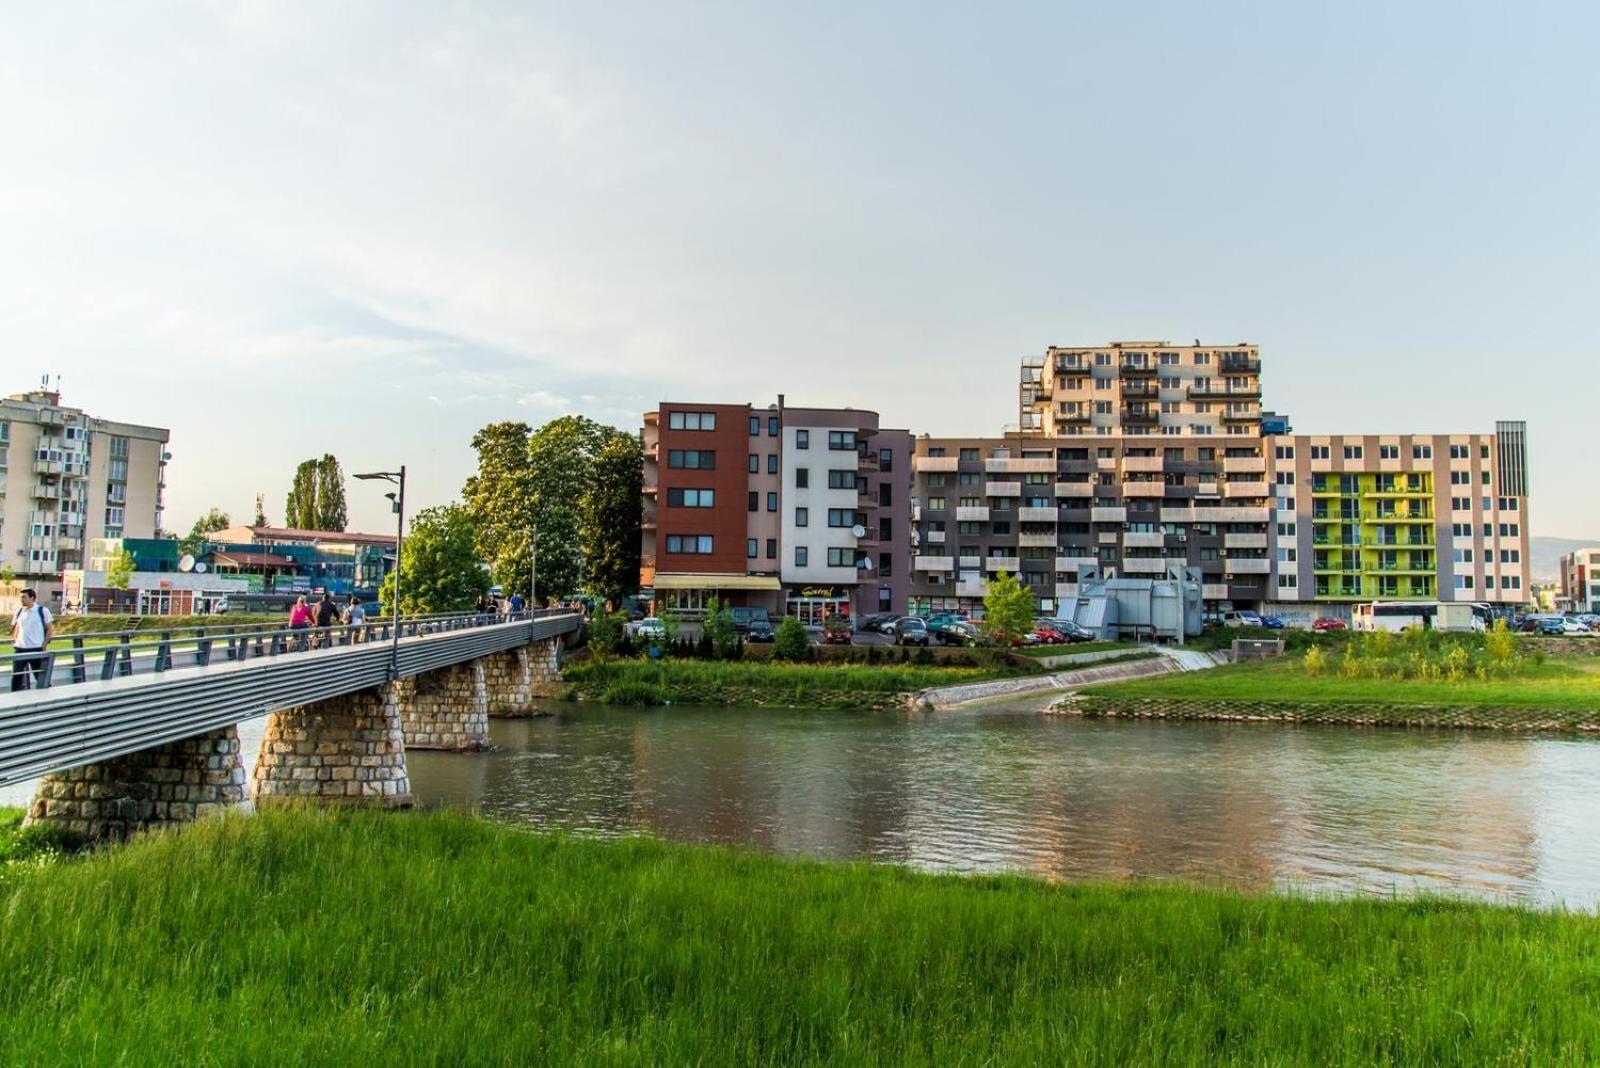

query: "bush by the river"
left=1302, top=622, right=1532, bottom=683
left=2, top=806, right=1597, bottom=1062
left=772, top=616, right=809, bottom=661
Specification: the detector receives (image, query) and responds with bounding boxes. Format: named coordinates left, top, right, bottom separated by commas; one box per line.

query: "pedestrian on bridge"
left=9, top=588, right=54, bottom=691
left=344, top=596, right=367, bottom=642
left=313, top=593, right=339, bottom=648
left=288, top=595, right=314, bottom=651
left=509, top=591, right=525, bottom=618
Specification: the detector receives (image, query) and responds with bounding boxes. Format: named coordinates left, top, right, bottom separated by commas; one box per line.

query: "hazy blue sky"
left=3, top=2, right=1596, bottom=535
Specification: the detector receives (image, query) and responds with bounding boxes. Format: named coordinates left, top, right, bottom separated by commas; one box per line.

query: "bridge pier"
left=398, top=661, right=488, bottom=750
left=252, top=683, right=413, bottom=807
left=480, top=638, right=564, bottom=717
left=24, top=725, right=247, bottom=843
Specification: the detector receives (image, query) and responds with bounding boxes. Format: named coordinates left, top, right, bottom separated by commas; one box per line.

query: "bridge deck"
left=0, top=613, right=581, bottom=788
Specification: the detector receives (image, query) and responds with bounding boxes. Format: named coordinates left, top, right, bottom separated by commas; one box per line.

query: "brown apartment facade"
left=640, top=398, right=911, bottom=624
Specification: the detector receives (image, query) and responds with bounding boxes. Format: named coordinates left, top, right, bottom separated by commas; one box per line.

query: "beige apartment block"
left=1020, top=341, right=1262, bottom=438
left=0, top=388, right=170, bottom=610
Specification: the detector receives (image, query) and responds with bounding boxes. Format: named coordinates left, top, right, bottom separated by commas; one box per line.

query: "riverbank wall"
left=1054, top=694, right=1600, bottom=732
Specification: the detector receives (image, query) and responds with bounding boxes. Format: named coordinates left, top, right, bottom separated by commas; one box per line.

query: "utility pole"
left=529, top=523, right=538, bottom=615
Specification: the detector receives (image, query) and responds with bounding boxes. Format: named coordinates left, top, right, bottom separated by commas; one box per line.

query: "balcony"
left=1222, top=407, right=1262, bottom=424
left=1118, top=363, right=1158, bottom=378
left=985, top=480, right=1021, bottom=497
left=1123, top=531, right=1165, bottom=548
left=1224, top=533, right=1269, bottom=549
left=956, top=578, right=988, bottom=598
left=1202, top=583, right=1231, bottom=600
left=1192, top=506, right=1272, bottom=523
left=986, top=557, right=1021, bottom=573
left=1195, top=481, right=1220, bottom=497
left=984, top=457, right=1054, bottom=474
left=1054, top=354, right=1090, bottom=373
left=958, top=555, right=982, bottom=569
left=1160, top=506, right=1194, bottom=523
left=914, top=555, right=954, bottom=572
left=1018, top=532, right=1057, bottom=548
left=1121, top=455, right=1164, bottom=473
left=1054, top=582, right=1080, bottom=601
left=924, top=530, right=946, bottom=544
left=1121, top=410, right=1159, bottom=426
left=1055, top=555, right=1098, bottom=572
left=956, top=506, right=990, bottom=522
left=31, top=484, right=62, bottom=500
left=1018, top=506, right=1057, bottom=523
left=1222, top=455, right=1266, bottom=474
left=1091, top=506, right=1126, bottom=524
left=1122, top=482, right=1167, bottom=497
left=1224, top=558, right=1272, bottom=575
left=914, top=456, right=960, bottom=473
left=1188, top=382, right=1262, bottom=400
left=1223, top=481, right=1269, bottom=498
left=1219, top=355, right=1261, bottom=374
left=1120, top=381, right=1159, bottom=399
left=1122, top=558, right=1171, bottom=575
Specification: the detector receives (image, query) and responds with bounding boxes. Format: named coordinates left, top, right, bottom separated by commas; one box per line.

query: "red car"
left=1311, top=618, right=1347, bottom=632
left=1032, top=626, right=1067, bottom=645
left=822, top=615, right=853, bottom=645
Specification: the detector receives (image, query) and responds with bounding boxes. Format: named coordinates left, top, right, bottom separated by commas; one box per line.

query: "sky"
left=3, top=2, right=1596, bottom=537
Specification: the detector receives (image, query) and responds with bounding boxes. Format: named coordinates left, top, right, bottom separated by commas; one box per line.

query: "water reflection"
left=401, top=704, right=1600, bottom=909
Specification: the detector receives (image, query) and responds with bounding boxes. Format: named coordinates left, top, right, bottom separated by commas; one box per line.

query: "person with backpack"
left=343, top=596, right=367, bottom=642
left=10, top=588, right=55, bottom=691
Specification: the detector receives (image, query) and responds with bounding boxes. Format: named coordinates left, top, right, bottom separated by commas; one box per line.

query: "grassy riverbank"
left=1, top=807, right=1597, bottom=1062
left=562, top=657, right=1040, bottom=709
left=1079, top=653, right=1600, bottom=712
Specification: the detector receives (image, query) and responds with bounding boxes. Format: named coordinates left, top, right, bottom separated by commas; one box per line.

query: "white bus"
left=1352, top=601, right=1490, bottom=633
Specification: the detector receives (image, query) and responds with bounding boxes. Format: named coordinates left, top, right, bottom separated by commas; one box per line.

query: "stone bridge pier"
left=24, top=635, right=567, bottom=841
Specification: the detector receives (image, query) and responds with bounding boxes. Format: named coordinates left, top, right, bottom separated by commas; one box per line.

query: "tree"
left=283, top=454, right=347, bottom=531
left=315, top=454, right=348, bottom=532
left=773, top=616, right=810, bottom=661
left=378, top=504, right=486, bottom=615
left=584, top=432, right=643, bottom=605
left=981, top=569, right=1035, bottom=647
left=105, top=549, right=136, bottom=591
left=179, top=508, right=231, bottom=557
left=462, top=421, right=537, bottom=597
left=703, top=597, right=739, bottom=659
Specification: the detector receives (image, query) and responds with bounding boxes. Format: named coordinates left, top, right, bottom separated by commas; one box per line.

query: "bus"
left=1352, top=601, right=1490, bottom=633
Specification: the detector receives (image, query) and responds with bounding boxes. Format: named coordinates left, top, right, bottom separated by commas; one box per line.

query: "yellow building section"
left=1310, top=472, right=1436, bottom=601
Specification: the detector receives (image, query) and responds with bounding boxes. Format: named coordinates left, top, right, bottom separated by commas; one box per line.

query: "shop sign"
left=794, top=585, right=847, bottom=598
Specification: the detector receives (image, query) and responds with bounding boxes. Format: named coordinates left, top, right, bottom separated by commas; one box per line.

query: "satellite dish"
left=178, top=554, right=196, bottom=572
left=859, top=557, right=874, bottom=571
left=194, top=562, right=208, bottom=573
left=851, top=524, right=866, bottom=538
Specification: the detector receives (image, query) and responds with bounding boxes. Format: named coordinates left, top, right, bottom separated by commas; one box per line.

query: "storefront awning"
left=652, top=574, right=782, bottom=591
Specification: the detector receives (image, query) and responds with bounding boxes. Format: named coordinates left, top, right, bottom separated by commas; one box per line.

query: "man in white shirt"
left=10, top=587, right=55, bottom=691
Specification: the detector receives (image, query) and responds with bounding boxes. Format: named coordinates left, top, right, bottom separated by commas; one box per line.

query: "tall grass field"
left=1, top=806, right=1596, bottom=1063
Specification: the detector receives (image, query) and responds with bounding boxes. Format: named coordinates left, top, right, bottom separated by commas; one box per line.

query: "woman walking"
left=288, top=595, right=314, bottom=651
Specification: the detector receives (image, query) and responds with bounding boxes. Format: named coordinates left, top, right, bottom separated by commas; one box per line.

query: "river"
left=6, top=703, right=1599, bottom=908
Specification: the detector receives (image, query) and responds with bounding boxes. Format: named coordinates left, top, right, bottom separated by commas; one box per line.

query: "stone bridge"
left=0, top=611, right=582, bottom=842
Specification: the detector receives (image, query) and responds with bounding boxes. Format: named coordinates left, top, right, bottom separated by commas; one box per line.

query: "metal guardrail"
left=0, top=611, right=583, bottom=788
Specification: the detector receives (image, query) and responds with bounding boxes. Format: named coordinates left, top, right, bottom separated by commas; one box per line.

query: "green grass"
left=1081, top=653, right=1600, bottom=710
left=0, top=807, right=1596, bottom=1063
left=1014, top=640, right=1141, bottom=658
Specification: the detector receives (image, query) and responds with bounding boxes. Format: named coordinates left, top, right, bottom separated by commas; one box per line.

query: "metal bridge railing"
left=1, top=609, right=574, bottom=693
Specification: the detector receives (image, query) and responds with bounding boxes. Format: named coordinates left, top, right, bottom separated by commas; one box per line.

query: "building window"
left=1379, top=445, right=1399, bottom=460
left=767, top=492, right=778, bottom=511
left=666, top=535, right=714, bottom=554
left=795, top=546, right=808, bottom=567
left=748, top=491, right=758, bottom=512
left=828, top=509, right=854, bottom=527
left=877, top=448, right=892, bottom=472
left=878, top=483, right=892, bottom=507
left=828, top=431, right=857, bottom=451
left=768, top=416, right=780, bottom=437
left=879, top=552, right=892, bottom=578
left=1413, top=445, right=1433, bottom=459
left=1343, top=445, right=1363, bottom=460
left=827, top=470, right=855, bottom=489
left=879, top=517, right=892, bottom=540
left=796, top=430, right=809, bottom=449
left=768, top=454, right=778, bottom=474
left=747, top=538, right=758, bottom=559
left=666, top=488, right=714, bottom=507
left=1310, top=445, right=1329, bottom=460
left=667, top=411, right=716, bottom=431
left=796, top=507, right=808, bottom=527
left=929, top=497, right=946, bottom=510
left=796, top=467, right=809, bottom=488
left=667, top=450, right=715, bottom=469
left=748, top=453, right=758, bottom=473
left=959, top=448, right=978, bottom=462
left=750, top=415, right=761, bottom=436
left=766, top=538, right=777, bottom=559
left=826, top=548, right=854, bottom=568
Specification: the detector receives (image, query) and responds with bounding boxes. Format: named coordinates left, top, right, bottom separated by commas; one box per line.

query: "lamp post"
left=354, top=466, right=406, bottom=679
left=529, top=522, right=537, bottom=617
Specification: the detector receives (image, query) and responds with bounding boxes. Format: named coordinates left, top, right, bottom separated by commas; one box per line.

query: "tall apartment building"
left=1264, top=422, right=1531, bottom=614
left=1558, top=548, right=1600, bottom=614
left=640, top=398, right=910, bottom=624
left=0, top=387, right=170, bottom=608
left=1020, top=342, right=1263, bottom=437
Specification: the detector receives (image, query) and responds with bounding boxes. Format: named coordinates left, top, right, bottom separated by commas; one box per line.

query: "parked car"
left=1223, top=610, right=1265, bottom=628
left=856, top=613, right=895, bottom=634
left=1259, top=615, right=1286, bottom=630
left=1560, top=618, right=1591, bottom=635
left=728, top=607, right=770, bottom=633
left=823, top=614, right=853, bottom=645
left=1056, top=620, right=1097, bottom=643
left=1535, top=617, right=1568, bottom=636
left=627, top=617, right=666, bottom=642
left=1032, top=625, right=1068, bottom=645
left=1311, top=617, right=1347, bottom=632
left=893, top=617, right=930, bottom=647
left=935, top=620, right=979, bottom=646
left=746, top=618, right=776, bottom=643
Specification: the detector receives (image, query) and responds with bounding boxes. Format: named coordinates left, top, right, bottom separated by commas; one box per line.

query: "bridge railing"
left=0, top=609, right=577, bottom=693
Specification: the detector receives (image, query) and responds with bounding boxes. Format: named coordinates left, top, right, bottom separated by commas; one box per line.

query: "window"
left=749, top=415, right=760, bottom=436
left=1277, top=547, right=1297, bottom=562
left=828, top=509, right=855, bottom=527
left=768, top=416, right=779, bottom=437
left=1481, top=444, right=1490, bottom=459
left=878, top=448, right=892, bottom=472
left=959, top=448, right=979, bottom=462
left=667, top=450, right=714, bottom=469
left=1481, top=470, right=1491, bottom=485
left=1274, top=445, right=1295, bottom=459
left=878, top=483, right=892, bottom=506
left=1413, top=444, right=1433, bottom=460
left=1451, top=523, right=1472, bottom=537
left=1275, top=472, right=1295, bottom=486
left=667, top=411, right=716, bottom=431
left=828, top=430, right=857, bottom=451
left=878, top=552, right=892, bottom=578
left=879, top=517, right=892, bottom=540
left=795, top=546, right=808, bottom=567
left=1453, top=548, right=1474, bottom=563
left=1449, top=444, right=1468, bottom=459
left=766, top=538, right=777, bottom=559
left=666, top=535, right=714, bottom=554
left=828, top=469, right=855, bottom=489
left=1450, top=470, right=1469, bottom=485
left=748, top=491, right=758, bottom=512
left=1310, top=445, right=1330, bottom=460
left=1380, top=445, right=1399, bottom=460
left=1278, top=574, right=1298, bottom=589
left=928, top=496, right=946, bottom=510
left=767, top=492, right=778, bottom=511
left=796, top=507, right=808, bottom=527
left=796, top=430, right=809, bottom=449
left=1277, top=522, right=1297, bottom=537
left=747, top=539, right=758, bottom=559
left=796, top=467, right=809, bottom=488
left=748, top=453, right=758, bottom=473
left=666, top=488, right=714, bottom=507
left=1454, top=574, right=1474, bottom=590
left=1343, top=445, right=1363, bottom=460
left=1451, top=497, right=1470, bottom=511
left=826, top=548, right=855, bottom=568
left=768, top=454, right=778, bottom=475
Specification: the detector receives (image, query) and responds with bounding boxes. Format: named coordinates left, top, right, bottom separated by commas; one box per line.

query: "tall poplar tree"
left=285, top=460, right=319, bottom=529
left=314, top=454, right=348, bottom=532
left=584, top=432, right=643, bottom=605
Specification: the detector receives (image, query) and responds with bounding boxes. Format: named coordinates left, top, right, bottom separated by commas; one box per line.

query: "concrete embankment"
left=1050, top=694, right=1600, bottom=732
left=913, top=649, right=1225, bottom=711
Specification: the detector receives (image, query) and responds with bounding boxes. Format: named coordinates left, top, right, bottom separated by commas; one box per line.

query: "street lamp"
left=354, top=466, right=406, bottom=679
left=529, top=522, right=537, bottom=616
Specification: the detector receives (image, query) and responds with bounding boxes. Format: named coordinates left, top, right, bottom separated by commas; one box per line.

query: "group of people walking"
left=287, top=593, right=367, bottom=649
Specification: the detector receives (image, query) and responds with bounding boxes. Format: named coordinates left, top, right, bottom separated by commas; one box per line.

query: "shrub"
left=585, top=611, right=627, bottom=655
left=599, top=680, right=666, bottom=706
left=1303, top=646, right=1327, bottom=676
left=1485, top=619, right=1517, bottom=666
left=773, top=617, right=810, bottom=662
left=913, top=646, right=934, bottom=666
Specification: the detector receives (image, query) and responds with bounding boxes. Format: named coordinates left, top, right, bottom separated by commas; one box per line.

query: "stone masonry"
left=481, top=639, right=563, bottom=716
left=397, top=660, right=488, bottom=750
left=25, top=725, right=248, bottom=842
left=252, top=682, right=413, bottom=807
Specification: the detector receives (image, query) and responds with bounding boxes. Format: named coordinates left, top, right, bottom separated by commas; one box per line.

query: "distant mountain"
left=1530, top=537, right=1599, bottom=582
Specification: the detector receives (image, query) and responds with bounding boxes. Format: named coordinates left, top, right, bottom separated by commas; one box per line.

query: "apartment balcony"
left=1122, top=557, right=1171, bottom=575
left=984, top=457, right=1054, bottom=474
left=985, top=481, right=1021, bottom=497
left=641, top=483, right=658, bottom=497
left=1018, top=506, right=1057, bottom=523
left=958, top=555, right=982, bottom=569
left=1121, top=455, right=1164, bottom=473
left=1222, top=456, right=1266, bottom=474
left=1192, top=506, right=1272, bottom=524
left=1122, top=482, right=1167, bottom=498
left=1202, top=583, right=1231, bottom=600
left=914, top=456, right=960, bottom=473
left=1160, top=506, right=1194, bottom=523
left=914, top=555, right=954, bottom=572
left=956, top=506, right=990, bottom=522
left=985, top=556, right=1021, bottom=573
left=1055, top=555, right=1098, bottom=572
left=1091, top=506, right=1126, bottom=524
left=924, top=530, right=946, bottom=544
left=1195, top=481, right=1220, bottom=497
left=1054, top=354, right=1090, bottom=373
left=1120, top=382, right=1160, bottom=399
left=1219, top=355, right=1261, bottom=374
left=56, top=532, right=82, bottom=550
left=1121, top=410, right=1159, bottom=427
left=1223, top=481, right=1269, bottom=498
left=1056, top=413, right=1093, bottom=430
left=31, top=484, right=62, bottom=500
left=1018, top=532, right=1057, bottom=548
left=1224, top=533, right=1269, bottom=549
left=1054, top=582, right=1080, bottom=601
left=641, top=512, right=658, bottom=531
left=1188, top=382, right=1262, bottom=400
left=956, top=578, right=988, bottom=598
left=1058, top=506, right=1093, bottom=524
left=1224, top=558, right=1272, bottom=575
left=1118, top=363, right=1158, bottom=378
left=1123, top=531, right=1165, bottom=549
left=1222, top=407, right=1262, bottom=424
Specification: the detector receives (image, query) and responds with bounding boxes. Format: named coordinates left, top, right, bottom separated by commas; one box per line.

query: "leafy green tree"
left=584, top=432, right=643, bottom=604
left=378, top=504, right=486, bottom=615
left=315, top=455, right=348, bottom=532
left=981, top=569, right=1035, bottom=647
left=285, top=459, right=319, bottom=529
left=463, top=421, right=537, bottom=596
left=703, top=597, right=739, bottom=659
left=773, top=616, right=810, bottom=661
left=105, top=549, right=136, bottom=591
left=179, top=508, right=231, bottom=557
left=586, top=611, right=628, bottom=655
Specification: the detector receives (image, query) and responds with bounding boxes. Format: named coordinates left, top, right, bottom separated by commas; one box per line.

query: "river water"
left=7, top=703, right=1599, bottom=908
